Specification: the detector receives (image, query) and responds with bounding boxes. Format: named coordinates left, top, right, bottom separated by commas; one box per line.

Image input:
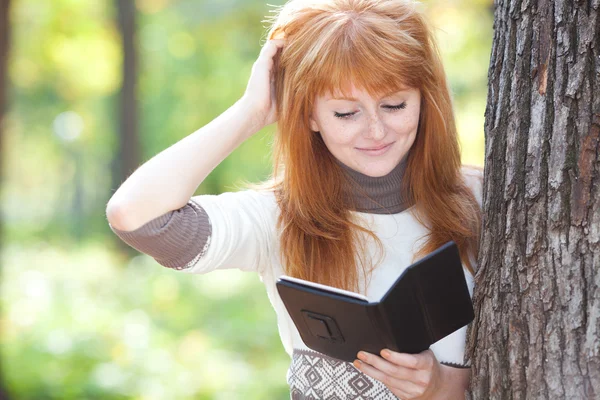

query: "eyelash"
left=334, top=102, right=407, bottom=119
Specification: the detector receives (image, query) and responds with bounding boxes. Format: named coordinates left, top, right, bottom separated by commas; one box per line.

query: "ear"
left=309, top=114, right=320, bottom=132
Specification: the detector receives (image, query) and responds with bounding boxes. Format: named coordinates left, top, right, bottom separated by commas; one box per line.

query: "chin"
left=352, top=159, right=398, bottom=177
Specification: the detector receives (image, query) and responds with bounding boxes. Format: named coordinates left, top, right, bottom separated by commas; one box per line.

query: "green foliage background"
left=1, top=0, right=492, bottom=398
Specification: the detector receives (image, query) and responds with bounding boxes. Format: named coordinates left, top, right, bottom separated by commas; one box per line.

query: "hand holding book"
left=354, top=349, right=460, bottom=400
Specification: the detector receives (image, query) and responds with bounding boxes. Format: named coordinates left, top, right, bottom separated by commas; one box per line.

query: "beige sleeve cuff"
left=109, top=199, right=211, bottom=270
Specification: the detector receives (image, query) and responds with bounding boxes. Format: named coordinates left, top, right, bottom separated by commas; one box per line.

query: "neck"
left=336, top=155, right=412, bottom=214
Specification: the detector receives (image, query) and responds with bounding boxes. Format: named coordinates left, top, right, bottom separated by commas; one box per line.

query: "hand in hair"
left=240, top=39, right=286, bottom=132
left=353, top=348, right=468, bottom=399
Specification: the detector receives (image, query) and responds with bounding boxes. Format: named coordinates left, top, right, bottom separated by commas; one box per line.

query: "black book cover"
left=275, top=241, right=474, bottom=362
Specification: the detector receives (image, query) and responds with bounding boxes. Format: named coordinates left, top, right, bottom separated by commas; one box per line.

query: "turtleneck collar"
left=336, top=155, right=413, bottom=214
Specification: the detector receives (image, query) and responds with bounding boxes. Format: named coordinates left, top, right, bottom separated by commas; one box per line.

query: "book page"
left=278, top=275, right=370, bottom=302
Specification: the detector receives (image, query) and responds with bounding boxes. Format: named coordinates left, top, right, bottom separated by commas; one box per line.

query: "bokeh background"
left=0, top=0, right=492, bottom=398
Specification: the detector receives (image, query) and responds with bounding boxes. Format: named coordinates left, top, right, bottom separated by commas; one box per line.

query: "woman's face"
left=309, top=84, right=421, bottom=177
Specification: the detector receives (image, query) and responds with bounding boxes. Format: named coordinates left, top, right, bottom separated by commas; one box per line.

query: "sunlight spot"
left=45, top=329, right=73, bottom=355
left=140, top=379, right=166, bottom=399
left=92, top=362, right=127, bottom=389
left=176, top=370, right=201, bottom=395
left=123, top=309, right=150, bottom=350
left=21, top=269, right=52, bottom=302
left=146, top=349, right=174, bottom=374
left=111, top=342, right=131, bottom=365
left=9, top=300, right=37, bottom=327
left=177, top=330, right=209, bottom=365
left=53, top=111, right=84, bottom=143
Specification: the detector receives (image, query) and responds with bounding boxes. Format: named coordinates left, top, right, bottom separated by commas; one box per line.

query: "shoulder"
left=460, top=165, right=483, bottom=208
left=192, top=188, right=277, bottom=207
left=190, top=188, right=279, bottom=239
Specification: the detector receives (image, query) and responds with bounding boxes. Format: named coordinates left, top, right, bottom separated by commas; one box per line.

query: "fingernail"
left=381, top=349, right=391, bottom=358
left=353, top=360, right=362, bottom=369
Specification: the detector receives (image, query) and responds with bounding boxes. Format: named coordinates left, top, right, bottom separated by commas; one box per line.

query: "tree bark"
left=467, top=0, right=600, bottom=399
left=0, top=0, right=12, bottom=398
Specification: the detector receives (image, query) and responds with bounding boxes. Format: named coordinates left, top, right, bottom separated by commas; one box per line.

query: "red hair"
left=252, top=0, right=481, bottom=292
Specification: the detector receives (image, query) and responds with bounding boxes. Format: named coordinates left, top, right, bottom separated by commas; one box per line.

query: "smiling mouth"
left=356, top=143, right=394, bottom=151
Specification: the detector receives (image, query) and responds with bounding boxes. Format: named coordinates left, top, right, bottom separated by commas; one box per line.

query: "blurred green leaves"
left=3, top=242, right=290, bottom=399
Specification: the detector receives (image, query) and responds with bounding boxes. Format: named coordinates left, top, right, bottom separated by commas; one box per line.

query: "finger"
left=381, top=349, right=432, bottom=371
left=353, top=360, right=415, bottom=399
left=358, top=351, right=422, bottom=382
left=269, top=38, right=287, bottom=47
left=259, top=39, right=286, bottom=58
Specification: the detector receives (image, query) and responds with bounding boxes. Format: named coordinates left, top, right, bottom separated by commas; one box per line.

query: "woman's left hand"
left=353, top=348, right=443, bottom=400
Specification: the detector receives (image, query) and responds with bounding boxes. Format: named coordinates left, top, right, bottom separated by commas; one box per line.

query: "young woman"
left=107, top=0, right=483, bottom=398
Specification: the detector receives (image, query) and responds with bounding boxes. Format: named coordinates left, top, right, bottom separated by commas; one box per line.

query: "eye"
left=333, top=102, right=407, bottom=119
left=384, top=102, right=407, bottom=110
left=334, top=111, right=356, bottom=119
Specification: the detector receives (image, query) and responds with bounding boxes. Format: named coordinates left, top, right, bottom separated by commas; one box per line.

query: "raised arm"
left=106, top=39, right=286, bottom=231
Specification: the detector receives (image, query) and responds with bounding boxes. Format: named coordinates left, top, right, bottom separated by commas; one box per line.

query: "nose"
left=365, top=114, right=386, bottom=141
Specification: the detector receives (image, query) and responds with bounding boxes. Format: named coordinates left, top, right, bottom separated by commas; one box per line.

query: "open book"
left=276, top=241, right=474, bottom=362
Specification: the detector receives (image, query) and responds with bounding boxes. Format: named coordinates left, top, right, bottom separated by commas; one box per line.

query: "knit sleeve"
left=109, top=189, right=278, bottom=275
left=109, top=199, right=212, bottom=271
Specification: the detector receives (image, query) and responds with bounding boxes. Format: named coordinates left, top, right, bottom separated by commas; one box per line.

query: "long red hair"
left=253, top=0, right=481, bottom=292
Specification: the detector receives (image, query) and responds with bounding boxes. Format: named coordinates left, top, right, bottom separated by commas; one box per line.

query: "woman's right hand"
left=240, top=39, right=286, bottom=133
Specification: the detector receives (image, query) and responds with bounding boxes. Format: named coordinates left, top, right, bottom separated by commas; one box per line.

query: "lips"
left=355, top=142, right=395, bottom=157
left=356, top=143, right=393, bottom=151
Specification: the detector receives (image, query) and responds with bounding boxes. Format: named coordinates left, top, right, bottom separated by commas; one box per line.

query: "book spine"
left=369, top=304, right=397, bottom=351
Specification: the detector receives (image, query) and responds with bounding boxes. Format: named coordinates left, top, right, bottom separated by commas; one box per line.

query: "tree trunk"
left=112, top=0, right=140, bottom=255
left=0, top=0, right=12, bottom=398
left=113, top=0, right=140, bottom=194
left=467, top=0, right=600, bottom=399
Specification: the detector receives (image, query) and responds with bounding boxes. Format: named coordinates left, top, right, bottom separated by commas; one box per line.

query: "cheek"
left=320, top=121, right=362, bottom=146
left=391, top=110, right=420, bottom=134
